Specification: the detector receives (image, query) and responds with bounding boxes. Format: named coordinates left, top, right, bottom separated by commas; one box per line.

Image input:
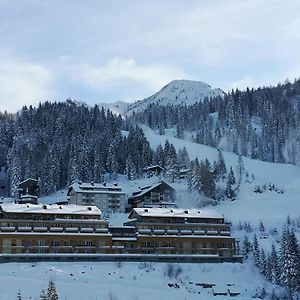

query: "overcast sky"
left=0, top=0, right=300, bottom=112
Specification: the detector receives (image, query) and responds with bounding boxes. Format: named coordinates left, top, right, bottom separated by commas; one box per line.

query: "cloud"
left=0, top=0, right=300, bottom=110
left=72, top=57, right=189, bottom=93
left=0, top=57, right=54, bottom=112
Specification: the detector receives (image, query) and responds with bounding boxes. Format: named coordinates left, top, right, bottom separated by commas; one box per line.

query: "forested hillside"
left=1, top=78, right=300, bottom=198
left=0, top=102, right=154, bottom=196
left=130, top=78, right=300, bottom=164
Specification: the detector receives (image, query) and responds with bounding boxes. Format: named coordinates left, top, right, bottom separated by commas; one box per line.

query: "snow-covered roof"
left=130, top=181, right=174, bottom=199
left=143, top=165, right=163, bottom=171
left=68, top=182, right=124, bottom=194
left=0, top=203, right=101, bottom=216
left=131, top=208, right=223, bottom=219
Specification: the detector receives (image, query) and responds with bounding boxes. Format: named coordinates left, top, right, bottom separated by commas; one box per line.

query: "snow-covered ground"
left=0, top=260, right=277, bottom=300
left=142, top=125, right=300, bottom=227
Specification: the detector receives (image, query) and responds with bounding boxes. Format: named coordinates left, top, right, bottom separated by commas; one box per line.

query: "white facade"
left=68, top=182, right=126, bottom=213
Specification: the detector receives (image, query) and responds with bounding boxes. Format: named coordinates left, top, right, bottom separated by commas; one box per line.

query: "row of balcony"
left=0, top=226, right=109, bottom=234
left=137, top=228, right=231, bottom=236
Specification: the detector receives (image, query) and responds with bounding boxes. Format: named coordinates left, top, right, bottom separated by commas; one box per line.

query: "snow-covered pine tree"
left=252, top=234, right=260, bottom=268
left=47, top=280, right=59, bottom=300
left=269, top=243, right=280, bottom=284
left=259, top=221, right=265, bottom=233
left=177, top=147, right=190, bottom=169
left=40, top=289, right=48, bottom=300
left=260, top=248, right=267, bottom=276
left=190, top=159, right=202, bottom=195
left=164, top=144, right=179, bottom=182
left=216, top=150, right=227, bottom=179
left=242, top=235, right=251, bottom=259
left=199, top=159, right=216, bottom=199
left=228, top=166, right=236, bottom=185
left=225, top=179, right=236, bottom=200
left=125, top=155, right=136, bottom=180
left=153, top=144, right=165, bottom=168
left=236, top=154, right=245, bottom=185
left=279, top=228, right=300, bottom=291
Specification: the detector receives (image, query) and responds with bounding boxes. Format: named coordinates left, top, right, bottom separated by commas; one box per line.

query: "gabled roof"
left=18, top=178, right=38, bottom=185
left=130, top=181, right=175, bottom=199
left=143, top=165, right=163, bottom=171
left=129, top=207, right=223, bottom=220
left=0, top=203, right=101, bottom=216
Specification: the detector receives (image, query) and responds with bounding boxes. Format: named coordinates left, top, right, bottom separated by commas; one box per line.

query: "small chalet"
left=143, top=165, right=163, bottom=177
left=68, top=181, right=126, bottom=213
left=128, top=181, right=176, bottom=209
left=18, top=178, right=39, bottom=204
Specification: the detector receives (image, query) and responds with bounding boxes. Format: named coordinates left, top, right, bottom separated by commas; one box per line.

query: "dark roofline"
left=18, top=178, right=38, bottom=185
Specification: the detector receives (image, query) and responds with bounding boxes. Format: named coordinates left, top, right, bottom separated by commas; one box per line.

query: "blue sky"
left=0, top=0, right=300, bottom=112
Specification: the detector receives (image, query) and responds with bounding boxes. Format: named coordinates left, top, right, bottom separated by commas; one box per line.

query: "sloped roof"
left=130, top=181, right=175, bottom=199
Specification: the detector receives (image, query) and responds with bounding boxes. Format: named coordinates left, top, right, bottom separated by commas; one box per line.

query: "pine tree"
left=40, top=289, right=48, bottom=300
left=199, top=159, right=216, bottom=199
left=236, top=154, right=245, bottom=185
left=125, top=155, right=136, bottom=180
left=252, top=234, right=260, bottom=268
left=260, top=248, right=267, bottom=275
left=228, top=167, right=236, bottom=185
left=225, top=179, right=236, bottom=200
left=259, top=221, right=265, bottom=233
left=242, top=235, right=251, bottom=259
left=269, top=243, right=280, bottom=284
left=47, top=280, right=59, bottom=300
left=164, top=144, right=179, bottom=182
left=279, top=228, right=300, bottom=291
left=190, top=159, right=202, bottom=195
left=216, top=150, right=227, bottom=179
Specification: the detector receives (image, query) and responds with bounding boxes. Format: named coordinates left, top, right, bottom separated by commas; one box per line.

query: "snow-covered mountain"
left=125, top=79, right=225, bottom=115
left=97, top=100, right=129, bottom=116
left=97, top=80, right=224, bottom=116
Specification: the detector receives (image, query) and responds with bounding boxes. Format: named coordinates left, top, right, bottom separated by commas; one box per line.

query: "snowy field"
left=0, top=260, right=276, bottom=300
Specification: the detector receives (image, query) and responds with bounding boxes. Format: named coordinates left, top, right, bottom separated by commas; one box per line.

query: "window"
left=51, top=241, right=60, bottom=247
left=37, top=240, right=46, bottom=247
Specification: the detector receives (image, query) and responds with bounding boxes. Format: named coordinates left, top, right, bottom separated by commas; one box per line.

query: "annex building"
left=68, top=181, right=126, bottom=213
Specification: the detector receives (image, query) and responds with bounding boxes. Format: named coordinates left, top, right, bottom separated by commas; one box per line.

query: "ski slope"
left=142, top=125, right=300, bottom=227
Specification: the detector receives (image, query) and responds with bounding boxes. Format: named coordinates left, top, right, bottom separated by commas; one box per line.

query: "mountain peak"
left=126, top=79, right=224, bottom=114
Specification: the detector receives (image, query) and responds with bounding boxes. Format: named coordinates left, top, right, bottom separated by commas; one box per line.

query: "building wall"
left=0, top=232, right=236, bottom=256
left=131, top=183, right=175, bottom=208
left=0, top=233, right=112, bottom=254
left=69, top=191, right=125, bottom=213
